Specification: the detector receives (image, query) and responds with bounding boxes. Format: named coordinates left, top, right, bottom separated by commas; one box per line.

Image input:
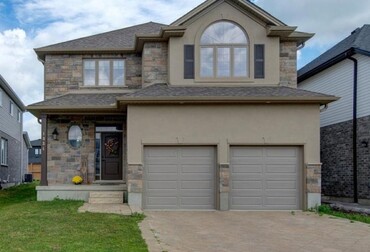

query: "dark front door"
left=101, top=133, right=122, bottom=180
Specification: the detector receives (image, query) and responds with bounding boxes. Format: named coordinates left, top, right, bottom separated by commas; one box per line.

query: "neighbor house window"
left=17, top=110, right=21, bottom=123
left=200, top=21, right=248, bottom=78
left=1, top=138, right=8, bottom=166
left=83, top=59, right=125, bottom=86
left=9, top=101, right=14, bottom=116
left=35, top=148, right=41, bottom=155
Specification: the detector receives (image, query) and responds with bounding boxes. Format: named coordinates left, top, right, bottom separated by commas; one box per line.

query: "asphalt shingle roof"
left=35, top=22, right=167, bottom=51
left=29, top=93, right=127, bottom=107
left=298, top=24, right=370, bottom=79
left=125, top=83, right=335, bottom=99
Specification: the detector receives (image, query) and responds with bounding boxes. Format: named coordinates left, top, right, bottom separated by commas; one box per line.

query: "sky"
left=0, top=0, right=369, bottom=141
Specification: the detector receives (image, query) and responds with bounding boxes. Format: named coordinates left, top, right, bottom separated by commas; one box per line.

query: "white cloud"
left=255, top=0, right=370, bottom=51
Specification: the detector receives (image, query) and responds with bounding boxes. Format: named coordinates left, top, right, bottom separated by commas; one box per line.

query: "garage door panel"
left=232, top=164, right=263, bottom=173
left=266, top=181, right=297, bottom=189
left=181, top=164, right=213, bottom=173
left=230, top=146, right=301, bottom=210
left=181, top=180, right=213, bottom=189
left=232, top=181, right=262, bottom=189
left=147, top=181, right=177, bottom=189
left=144, top=146, right=215, bottom=210
left=266, top=148, right=297, bottom=157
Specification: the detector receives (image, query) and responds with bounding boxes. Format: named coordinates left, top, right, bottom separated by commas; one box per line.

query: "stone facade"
left=44, top=54, right=142, bottom=99
left=321, top=115, right=370, bottom=200
left=142, top=42, right=168, bottom=87
left=306, top=163, right=321, bottom=193
left=46, top=115, right=125, bottom=185
left=127, top=164, right=143, bottom=193
left=279, top=41, right=297, bottom=88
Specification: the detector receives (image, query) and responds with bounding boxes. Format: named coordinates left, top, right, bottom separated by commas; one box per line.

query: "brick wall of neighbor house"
left=321, top=115, right=370, bottom=200
left=46, top=115, right=125, bottom=185
left=142, top=42, right=168, bottom=87
left=0, top=131, right=21, bottom=184
left=279, top=41, right=297, bottom=88
left=44, top=54, right=142, bottom=99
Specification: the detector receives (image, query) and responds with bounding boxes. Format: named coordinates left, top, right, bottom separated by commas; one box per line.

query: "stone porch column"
left=127, top=164, right=143, bottom=208
left=306, top=163, right=322, bottom=209
left=40, top=114, right=48, bottom=186
left=219, top=163, right=230, bottom=211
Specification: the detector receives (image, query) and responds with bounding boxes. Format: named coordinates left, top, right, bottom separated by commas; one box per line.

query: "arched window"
left=200, top=21, right=248, bottom=78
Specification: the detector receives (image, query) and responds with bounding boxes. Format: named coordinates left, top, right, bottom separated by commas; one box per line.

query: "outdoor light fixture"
left=52, top=128, right=59, bottom=140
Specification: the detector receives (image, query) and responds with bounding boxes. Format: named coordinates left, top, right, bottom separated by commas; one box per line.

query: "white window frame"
left=1, top=138, right=8, bottom=166
left=83, top=59, right=126, bottom=86
left=9, top=101, right=14, bottom=116
left=17, top=109, right=21, bottom=123
left=199, top=21, right=249, bottom=80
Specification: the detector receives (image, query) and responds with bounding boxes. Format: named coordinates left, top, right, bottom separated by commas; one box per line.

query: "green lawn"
left=318, top=204, right=370, bottom=224
left=0, top=183, right=148, bottom=252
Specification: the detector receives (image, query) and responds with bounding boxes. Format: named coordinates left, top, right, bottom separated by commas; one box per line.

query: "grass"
left=0, top=183, right=148, bottom=252
left=318, top=204, right=370, bottom=224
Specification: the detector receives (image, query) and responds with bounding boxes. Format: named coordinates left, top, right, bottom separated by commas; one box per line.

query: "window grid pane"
left=98, top=61, right=110, bottom=86
left=113, top=60, right=125, bottom=86
left=1, top=138, right=7, bottom=165
left=217, top=48, right=230, bottom=77
left=234, top=47, right=248, bottom=77
left=84, top=61, right=96, bottom=86
left=200, top=47, right=214, bottom=77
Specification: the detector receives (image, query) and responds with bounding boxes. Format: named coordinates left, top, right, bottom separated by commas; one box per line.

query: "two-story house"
left=0, top=75, right=30, bottom=188
left=28, top=0, right=337, bottom=210
left=298, top=25, right=370, bottom=204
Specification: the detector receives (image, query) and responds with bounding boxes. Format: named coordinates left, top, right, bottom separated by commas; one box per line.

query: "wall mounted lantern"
left=52, top=128, right=59, bottom=141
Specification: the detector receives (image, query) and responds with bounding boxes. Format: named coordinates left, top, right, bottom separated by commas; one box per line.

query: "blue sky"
left=0, top=0, right=369, bottom=140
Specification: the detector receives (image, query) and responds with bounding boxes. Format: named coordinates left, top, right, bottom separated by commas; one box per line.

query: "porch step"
left=88, top=191, right=124, bottom=204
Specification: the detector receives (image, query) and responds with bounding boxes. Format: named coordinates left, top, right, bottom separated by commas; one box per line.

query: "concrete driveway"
left=140, top=211, right=370, bottom=252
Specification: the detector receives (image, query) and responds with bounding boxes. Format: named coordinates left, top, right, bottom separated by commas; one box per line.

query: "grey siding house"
left=298, top=25, right=370, bottom=204
left=0, top=75, right=28, bottom=188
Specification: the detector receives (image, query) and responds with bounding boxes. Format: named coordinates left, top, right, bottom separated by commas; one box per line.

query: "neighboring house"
left=28, top=139, right=41, bottom=180
left=0, top=75, right=29, bottom=188
left=298, top=24, right=370, bottom=204
left=28, top=0, right=337, bottom=210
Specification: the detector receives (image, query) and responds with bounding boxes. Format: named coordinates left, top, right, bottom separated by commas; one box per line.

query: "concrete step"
left=89, top=197, right=123, bottom=204
left=88, top=191, right=124, bottom=204
left=90, top=191, right=124, bottom=198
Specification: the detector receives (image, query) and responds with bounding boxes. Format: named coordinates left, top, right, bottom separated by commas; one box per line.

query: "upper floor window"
left=1, top=138, right=8, bottom=166
left=83, top=59, right=125, bottom=86
left=35, top=148, right=41, bottom=156
left=9, top=101, right=14, bottom=116
left=200, top=21, right=248, bottom=78
left=17, top=109, right=21, bottom=123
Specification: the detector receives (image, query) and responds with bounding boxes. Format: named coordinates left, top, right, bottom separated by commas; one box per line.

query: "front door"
left=101, top=133, right=122, bottom=180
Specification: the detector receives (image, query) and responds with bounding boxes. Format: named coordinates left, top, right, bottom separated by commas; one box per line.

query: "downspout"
left=347, top=55, right=358, bottom=203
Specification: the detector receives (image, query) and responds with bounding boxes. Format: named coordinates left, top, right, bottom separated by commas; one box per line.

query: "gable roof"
left=0, top=75, right=26, bottom=111
left=298, top=24, right=370, bottom=83
left=171, top=0, right=285, bottom=26
left=31, top=139, right=41, bottom=147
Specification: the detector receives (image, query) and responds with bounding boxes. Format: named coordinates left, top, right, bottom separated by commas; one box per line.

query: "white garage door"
left=230, top=146, right=302, bottom=210
left=144, top=146, right=215, bottom=210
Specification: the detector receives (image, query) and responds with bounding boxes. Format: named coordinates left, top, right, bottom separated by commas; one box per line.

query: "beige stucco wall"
left=127, top=104, right=320, bottom=165
left=168, top=1, right=280, bottom=86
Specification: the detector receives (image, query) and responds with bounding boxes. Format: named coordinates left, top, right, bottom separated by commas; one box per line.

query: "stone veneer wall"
left=142, top=42, right=168, bottom=87
left=46, top=115, right=125, bottom=185
left=279, top=41, right=297, bottom=88
left=44, top=54, right=142, bottom=99
left=321, top=115, right=370, bottom=200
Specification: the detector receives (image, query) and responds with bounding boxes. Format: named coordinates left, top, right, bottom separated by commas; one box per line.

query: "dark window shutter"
left=184, top=45, right=195, bottom=79
left=254, top=44, right=265, bottom=79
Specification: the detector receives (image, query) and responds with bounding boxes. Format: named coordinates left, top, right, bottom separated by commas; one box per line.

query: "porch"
left=36, top=183, right=127, bottom=202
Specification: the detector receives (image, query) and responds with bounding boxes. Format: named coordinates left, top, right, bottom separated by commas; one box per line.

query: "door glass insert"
left=95, top=133, right=101, bottom=180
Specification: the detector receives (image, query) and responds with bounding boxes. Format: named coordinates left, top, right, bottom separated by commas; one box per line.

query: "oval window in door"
left=68, top=125, right=82, bottom=148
